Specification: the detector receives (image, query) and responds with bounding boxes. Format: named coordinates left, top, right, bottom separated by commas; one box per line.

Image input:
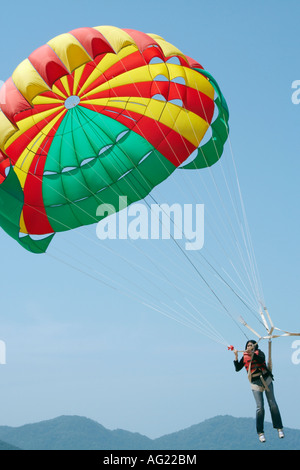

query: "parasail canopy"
left=0, top=26, right=229, bottom=253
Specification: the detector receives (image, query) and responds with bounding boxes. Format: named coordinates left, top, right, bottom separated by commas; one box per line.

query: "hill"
left=0, top=415, right=151, bottom=451
left=0, top=415, right=299, bottom=450
left=0, top=439, right=20, bottom=450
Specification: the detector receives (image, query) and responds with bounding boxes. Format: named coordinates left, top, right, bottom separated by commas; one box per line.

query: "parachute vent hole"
left=179, top=148, right=198, bottom=168
left=212, top=102, right=220, bottom=122
left=97, top=186, right=108, bottom=194
left=73, top=196, right=89, bottom=203
left=116, top=130, right=130, bottom=143
left=106, top=109, right=136, bottom=123
left=169, top=99, right=184, bottom=108
left=81, top=157, right=95, bottom=167
left=151, top=94, right=167, bottom=102
left=64, top=95, right=80, bottom=109
left=106, top=109, right=119, bottom=115
left=166, top=56, right=181, bottom=65
left=199, top=127, right=213, bottom=147
left=149, top=57, right=165, bottom=65
left=117, top=169, right=132, bottom=181
left=139, top=151, right=153, bottom=165
left=145, top=45, right=161, bottom=51
left=61, top=166, right=77, bottom=173
left=171, top=76, right=186, bottom=85
left=153, top=74, right=169, bottom=82
left=23, top=233, right=54, bottom=241
left=98, top=144, right=113, bottom=156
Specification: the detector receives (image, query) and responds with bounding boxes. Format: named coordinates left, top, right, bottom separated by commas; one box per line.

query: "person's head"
left=245, top=340, right=258, bottom=353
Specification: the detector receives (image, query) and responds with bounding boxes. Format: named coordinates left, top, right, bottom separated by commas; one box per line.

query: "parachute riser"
left=258, top=306, right=274, bottom=337
left=239, top=306, right=300, bottom=342
left=238, top=306, right=300, bottom=370
left=268, top=338, right=273, bottom=372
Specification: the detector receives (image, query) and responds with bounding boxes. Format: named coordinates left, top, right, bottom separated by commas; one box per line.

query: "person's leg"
left=252, top=389, right=265, bottom=435
left=265, top=381, right=283, bottom=430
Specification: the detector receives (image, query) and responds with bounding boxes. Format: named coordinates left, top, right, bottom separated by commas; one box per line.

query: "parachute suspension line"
left=162, top=83, right=261, bottom=313
left=82, top=84, right=251, bottom=340
left=177, top=174, right=261, bottom=316
left=117, top=69, right=266, bottom=341
left=47, top=249, right=219, bottom=337
left=12, top=78, right=244, bottom=345
left=113, top=55, right=261, bottom=323
left=64, top=232, right=223, bottom=312
left=141, top=61, right=264, bottom=322
left=195, top=87, right=300, bottom=349
left=199, top=251, right=264, bottom=321
left=214, top=157, right=261, bottom=307
left=159, top=87, right=262, bottom=326
left=81, top=107, right=246, bottom=339
left=164, top=69, right=260, bottom=317
left=62, top=246, right=231, bottom=341
left=158, top=298, right=228, bottom=344
left=122, top=237, right=224, bottom=311
left=7, top=171, right=221, bottom=336
left=216, top=135, right=263, bottom=308
left=82, top=57, right=247, bottom=333
left=177, top=157, right=261, bottom=316
left=71, top=100, right=226, bottom=324
left=186, top=75, right=275, bottom=345
left=108, top=147, right=249, bottom=337
left=171, top=163, right=259, bottom=314
left=219, top=264, right=261, bottom=314
left=142, top=301, right=228, bottom=346
left=51, top=241, right=175, bottom=305
left=46, top=251, right=118, bottom=292
left=191, top=76, right=263, bottom=313
left=17, top=152, right=224, bottom=339
left=72, top=109, right=225, bottom=310
left=186, top=76, right=255, bottom=306
left=220, top=136, right=266, bottom=314
left=183, top=297, right=230, bottom=346
left=226, top=136, right=265, bottom=307
left=42, top=213, right=224, bottom=338
left=216, top=114, right=264, bottom=309
left=143, top=195, right=249, bottom=339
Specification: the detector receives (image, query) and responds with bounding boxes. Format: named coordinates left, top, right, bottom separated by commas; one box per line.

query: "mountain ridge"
left=0, top=415, right=299, bottom=450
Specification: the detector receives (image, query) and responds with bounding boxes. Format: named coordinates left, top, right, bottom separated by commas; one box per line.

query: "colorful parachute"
left=0, top=26, right=229, bottom=253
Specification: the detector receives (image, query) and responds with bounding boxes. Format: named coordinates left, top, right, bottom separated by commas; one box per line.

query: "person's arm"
left=233, top=350, right=244, bottom=372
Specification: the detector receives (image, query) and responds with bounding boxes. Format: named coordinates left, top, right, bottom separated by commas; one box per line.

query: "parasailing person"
left=233, top=340, right=284, bottom=443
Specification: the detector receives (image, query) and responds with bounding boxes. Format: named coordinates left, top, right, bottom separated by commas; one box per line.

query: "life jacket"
left=243, top=350, right=268, bottom=378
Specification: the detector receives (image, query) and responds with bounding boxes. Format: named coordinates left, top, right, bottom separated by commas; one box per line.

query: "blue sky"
left=0, top=0, right=299, bottom=439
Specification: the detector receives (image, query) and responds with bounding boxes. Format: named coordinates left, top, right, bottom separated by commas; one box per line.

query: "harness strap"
left=260, top=374, right=270, bottom=392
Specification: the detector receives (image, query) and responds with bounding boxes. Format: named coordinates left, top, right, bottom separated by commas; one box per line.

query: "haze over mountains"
left=0, top=415, right=299, bottom=450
